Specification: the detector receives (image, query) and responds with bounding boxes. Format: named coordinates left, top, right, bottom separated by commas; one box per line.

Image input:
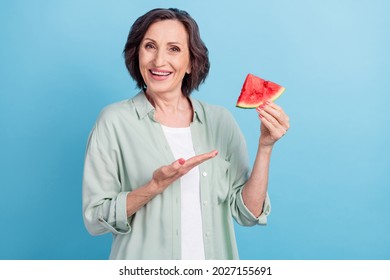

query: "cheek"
left=138, top=53, right=145, bottom=67
left=138, top=50, right=150, bottom=68
left=175, top=56, right=191, bottom=72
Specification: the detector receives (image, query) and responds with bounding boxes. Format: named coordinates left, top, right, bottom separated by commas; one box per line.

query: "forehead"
left=143, top=20, right=188, bottom=44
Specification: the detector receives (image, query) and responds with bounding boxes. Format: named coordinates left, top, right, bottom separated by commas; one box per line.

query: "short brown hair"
left=123, top=8, right=210, bottom=96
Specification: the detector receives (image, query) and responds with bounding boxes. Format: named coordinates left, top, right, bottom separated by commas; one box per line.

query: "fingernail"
left=214, top=150, right=218, bottom=156
left=259, top=114, right=264, bottom=119
left=178, top=158, right=185, bottom=165
left=265, top=101, right=270, bottom=105
left=259, top=104, right=265, bottom=109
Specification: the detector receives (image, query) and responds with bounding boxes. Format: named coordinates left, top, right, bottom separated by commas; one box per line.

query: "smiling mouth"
left=150, top=70, right=172, bottom=76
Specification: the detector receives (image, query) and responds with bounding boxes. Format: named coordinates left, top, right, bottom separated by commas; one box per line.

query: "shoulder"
left=192, top=99, right=237, bottom=128
left=88, top=98, right=137, bottom=146
left=97, top=99, right=134, bottom=124
left=192, top=98, right=235, bottom=124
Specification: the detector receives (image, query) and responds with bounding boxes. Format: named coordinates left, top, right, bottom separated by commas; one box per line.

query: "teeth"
left=151, top=70, right=171, bottom=76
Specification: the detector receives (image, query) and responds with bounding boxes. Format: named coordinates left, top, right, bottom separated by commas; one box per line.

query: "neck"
left=145, top=90, right=193, bottom=127
left=146, top=90, right=188, bottom=114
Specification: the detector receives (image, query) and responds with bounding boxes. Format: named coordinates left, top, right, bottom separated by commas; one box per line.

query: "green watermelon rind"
left=236, top=87, right=286, bottom=109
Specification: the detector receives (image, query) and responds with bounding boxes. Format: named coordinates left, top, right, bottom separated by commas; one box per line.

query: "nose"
left=153, top=49, right=166, bottom=67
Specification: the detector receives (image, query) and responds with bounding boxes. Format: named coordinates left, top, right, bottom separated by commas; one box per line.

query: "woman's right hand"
left=126, top=149, right=218, bottom=217
left=150, top=149, right=218, bottom=194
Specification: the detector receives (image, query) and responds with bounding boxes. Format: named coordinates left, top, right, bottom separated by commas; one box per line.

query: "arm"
left=83, top=117, right=218, bottom=235
left=126, top=150, right=218, bottom=217
left=242, top=144, right=272, bottom=217
left=242, top=101, right=290, bottom=217
left=82, top=126, right=129, bottom=236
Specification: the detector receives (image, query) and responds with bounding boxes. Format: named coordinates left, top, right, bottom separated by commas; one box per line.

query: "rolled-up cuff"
left=115, top=191, right=132, bottom=231
left=237, top=191, right=271, bottom=225
left=97, top=191, right=132, bottom=235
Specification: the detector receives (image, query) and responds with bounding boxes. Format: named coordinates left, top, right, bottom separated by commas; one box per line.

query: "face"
left=138, top=20, right=191, bottom=96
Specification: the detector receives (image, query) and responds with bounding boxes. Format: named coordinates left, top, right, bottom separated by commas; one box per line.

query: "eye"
left=170, top=46, right=181, bottom=52
left=145, top=42, right=156, bottom=50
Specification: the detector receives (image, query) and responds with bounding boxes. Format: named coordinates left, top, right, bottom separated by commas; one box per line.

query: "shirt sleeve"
left=226, top=112, right=271, bottom=226
left=82, top=116, right=132, bottom=236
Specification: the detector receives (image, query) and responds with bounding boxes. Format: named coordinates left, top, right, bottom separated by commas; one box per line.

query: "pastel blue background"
left=1, top=0, right=389, bottom=259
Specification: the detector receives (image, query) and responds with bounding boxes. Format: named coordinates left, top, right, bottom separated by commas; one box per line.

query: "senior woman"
left=82, top=8, right=289, bottom=260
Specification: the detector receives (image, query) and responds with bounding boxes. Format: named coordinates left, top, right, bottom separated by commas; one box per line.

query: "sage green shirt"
left=82, top=92, right=271, bottom=260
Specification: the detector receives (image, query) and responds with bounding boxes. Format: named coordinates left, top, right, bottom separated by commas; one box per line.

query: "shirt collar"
left=188, top=95, right=204, bottom=124
left=132, top=91, right=155, bottom=120
left=132, top=91, right=204, bottom=124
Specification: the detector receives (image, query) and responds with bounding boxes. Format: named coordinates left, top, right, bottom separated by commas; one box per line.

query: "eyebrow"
left=143, top=37, right=183, bottom=45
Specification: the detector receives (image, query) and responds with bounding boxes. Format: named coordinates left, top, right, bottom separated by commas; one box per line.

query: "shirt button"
left=202, top=172, right=207, bottom=177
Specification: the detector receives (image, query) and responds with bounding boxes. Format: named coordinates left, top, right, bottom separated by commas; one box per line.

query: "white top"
left=161, top=125, right=205, bottom=260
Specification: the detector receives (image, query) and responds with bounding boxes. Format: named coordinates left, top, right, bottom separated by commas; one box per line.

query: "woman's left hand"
left=256, top=101, right=290, bottom=147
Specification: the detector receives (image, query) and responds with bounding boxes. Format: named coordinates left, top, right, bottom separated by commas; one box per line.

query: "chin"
left=145, top=84, right=182, bottom=96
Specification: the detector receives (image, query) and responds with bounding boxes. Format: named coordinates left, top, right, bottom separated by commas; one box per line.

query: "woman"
left=82, top=8, right=290, bottom=260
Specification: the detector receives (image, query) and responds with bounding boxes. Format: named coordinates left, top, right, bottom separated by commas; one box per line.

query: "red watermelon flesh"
left=236, top=74, right=285, bottom=108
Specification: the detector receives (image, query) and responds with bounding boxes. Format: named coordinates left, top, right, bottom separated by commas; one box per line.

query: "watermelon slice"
left=236, top=74, right=285, bottom=108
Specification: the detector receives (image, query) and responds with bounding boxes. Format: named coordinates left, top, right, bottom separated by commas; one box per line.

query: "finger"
left=260, top=106, right=283, bottom=124
left=266, top=101, right=283, bottom=112
left=259, top=102, right=287, bottom=120
left=259, top=113, right=276, bottom=132
left=267, top=102, right=290, bottom=126
left=257, top=103, right=289, bottom=130
left=185, top=150, right=218, bottom=168
left=259, top=110, right=287, bottom=140
left=260, top=115, right=287, bottom=141
left=257, top=107, right=280, bottom=128
left=160, top=158, right=186, bottom=178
